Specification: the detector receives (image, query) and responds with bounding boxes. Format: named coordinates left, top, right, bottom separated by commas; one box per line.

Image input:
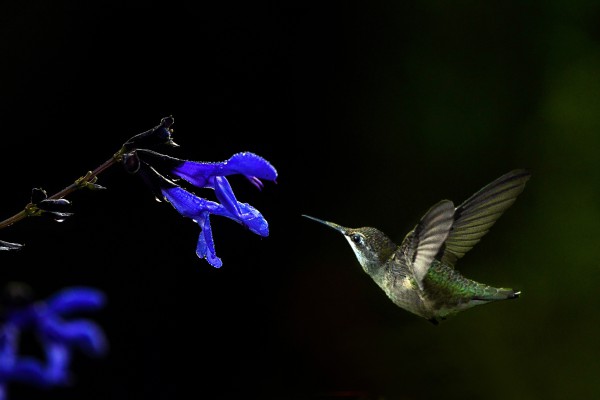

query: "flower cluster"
left=120, top=117, right=277, bottom=268
left=0, top=116, right=278, bottom=399
left=121, top=119, right=277, bottom=267
left=0, top=283, right=107, bottom=399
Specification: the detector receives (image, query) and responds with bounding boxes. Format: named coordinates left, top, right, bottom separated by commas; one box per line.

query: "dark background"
left=1, top=2, right=599, bottom=399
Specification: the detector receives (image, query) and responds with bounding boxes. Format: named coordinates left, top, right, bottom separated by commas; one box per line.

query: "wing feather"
left=400, top=200, right=455, bottom=289
left=440, top=169, right=531, bottom=265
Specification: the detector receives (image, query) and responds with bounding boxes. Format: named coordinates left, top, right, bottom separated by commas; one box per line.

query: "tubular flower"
left=124, top=149, right=277, bottom=267
left=0, top=283, right=107, bottom=399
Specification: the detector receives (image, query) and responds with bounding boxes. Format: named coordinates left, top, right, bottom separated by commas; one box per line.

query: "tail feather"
left=473, top=287, right=520, bottom=301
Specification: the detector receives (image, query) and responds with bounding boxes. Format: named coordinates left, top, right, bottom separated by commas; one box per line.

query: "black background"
left=2, top=2, right=600, bottom=400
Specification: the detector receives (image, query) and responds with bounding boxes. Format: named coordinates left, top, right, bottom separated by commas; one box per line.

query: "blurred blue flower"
left=125, top=149, right=277, bottom=267
left=0, top=284, right=107, bottom=399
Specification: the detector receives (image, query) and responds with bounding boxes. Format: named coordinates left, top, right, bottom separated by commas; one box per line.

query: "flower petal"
left=168, top=152, right=277, bottom=189
left=161, top=186, right=221, bottom=219
left=211, top=177, right=269, bottom=236
left=163, top=184, right=269, bottom=237
left=38, top=316, right=108, bottom=357
left=5, top=307, right=37, bottom=329
left=212, top=176, right=242, bottom=217
left=0, top=357, right=49, bottom=387
left=42, top=342, right=71, bottom=385
left=196, top=213, right=222, bottom=268
left=235, top=202, right=269, bottom=237
left=226, top=152, right=278, bottom=181
left=0, top=327, right=18, bottom=363
left=46, top=288, right=106, bottom=316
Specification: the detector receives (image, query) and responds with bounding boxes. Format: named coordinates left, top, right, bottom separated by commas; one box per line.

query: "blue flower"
left=125, top=149, right=277, bottom=267
left=0, top=283, right=107, bottom=399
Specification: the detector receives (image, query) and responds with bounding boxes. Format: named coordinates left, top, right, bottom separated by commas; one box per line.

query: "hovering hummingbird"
left=303, top=169, right=531, bottom=325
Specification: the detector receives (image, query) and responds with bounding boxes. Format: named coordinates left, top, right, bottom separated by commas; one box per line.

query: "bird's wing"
left=399, top=200, right=455, bottom=290
left=439, top=169, right=531, bottom=266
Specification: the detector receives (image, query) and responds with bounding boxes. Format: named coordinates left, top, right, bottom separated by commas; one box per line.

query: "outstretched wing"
left=399, top=200, right=455, bottom=289
left=439, top=169, right=531, bottom=266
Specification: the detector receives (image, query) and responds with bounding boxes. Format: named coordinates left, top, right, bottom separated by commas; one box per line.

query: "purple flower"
left=0, top=283, right=107, bottom=399
left=125, top=149, right=277, bottom=267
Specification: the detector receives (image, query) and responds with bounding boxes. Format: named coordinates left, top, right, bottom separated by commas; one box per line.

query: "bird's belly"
left=381, top=275, right=431, bottom=319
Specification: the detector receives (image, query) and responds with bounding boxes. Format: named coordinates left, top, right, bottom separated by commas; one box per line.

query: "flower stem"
left=48, top=156, right=118, bottom=200
left=0, top=151, right=122, bottom=230
left=0, top=210, right=28, bottom=230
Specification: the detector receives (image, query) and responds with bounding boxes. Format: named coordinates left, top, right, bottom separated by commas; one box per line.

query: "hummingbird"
left=303, top=169, right=531, bottom=325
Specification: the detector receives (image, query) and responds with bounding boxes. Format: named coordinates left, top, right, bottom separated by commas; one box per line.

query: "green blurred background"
left=1, top=2, right=599, bottom=399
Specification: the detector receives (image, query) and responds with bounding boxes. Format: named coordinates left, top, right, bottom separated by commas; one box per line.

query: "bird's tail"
left=473, top=286, right=520, bottom=301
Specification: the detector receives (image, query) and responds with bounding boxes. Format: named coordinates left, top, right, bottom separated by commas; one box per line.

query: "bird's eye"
left=351, top=234, right=362, bottom=244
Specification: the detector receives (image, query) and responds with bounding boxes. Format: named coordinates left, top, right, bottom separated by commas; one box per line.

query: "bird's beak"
left=302, top=214, right=347, bottom=234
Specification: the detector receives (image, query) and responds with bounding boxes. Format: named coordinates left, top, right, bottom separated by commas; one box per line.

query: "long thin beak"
left=302, top=214, right=346, bottom=234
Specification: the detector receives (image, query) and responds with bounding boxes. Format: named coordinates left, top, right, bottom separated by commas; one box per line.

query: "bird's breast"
left=377, top=267, right=431, bottom=318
